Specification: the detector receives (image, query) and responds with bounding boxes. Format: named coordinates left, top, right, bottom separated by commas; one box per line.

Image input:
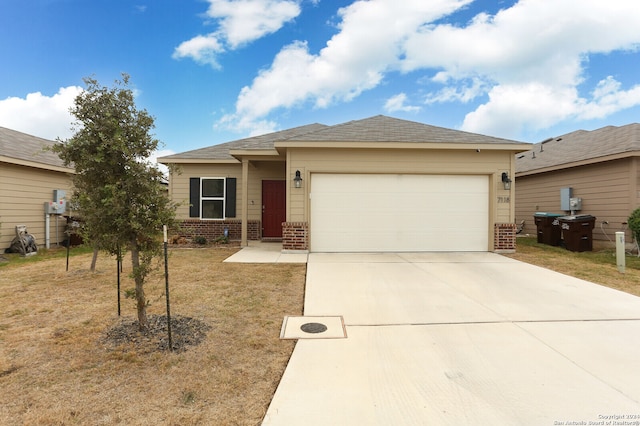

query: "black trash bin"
left=558, top=215, right=596, bottom=252
left=65, top=216, right=84, bottom=246
left=533, top=212, right=563, bottom=246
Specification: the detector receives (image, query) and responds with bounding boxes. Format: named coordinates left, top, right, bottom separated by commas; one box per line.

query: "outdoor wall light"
left=294, top=170, right=303, bottom=188
left=501, top=172, right=512, bottom=190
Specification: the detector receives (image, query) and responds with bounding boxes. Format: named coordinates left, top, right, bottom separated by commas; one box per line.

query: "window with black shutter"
left=189, top=177, right=237, bottom=219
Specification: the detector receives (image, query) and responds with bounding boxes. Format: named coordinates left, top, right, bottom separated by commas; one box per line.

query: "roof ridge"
left=285, top=115, right=526, bottom=144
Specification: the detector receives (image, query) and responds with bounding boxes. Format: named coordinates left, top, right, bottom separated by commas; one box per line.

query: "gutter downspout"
left=45, top=213, right=50, bottom=249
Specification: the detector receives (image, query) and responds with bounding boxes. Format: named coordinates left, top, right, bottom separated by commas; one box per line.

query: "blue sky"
left=2, top=0, right=640, bottom=161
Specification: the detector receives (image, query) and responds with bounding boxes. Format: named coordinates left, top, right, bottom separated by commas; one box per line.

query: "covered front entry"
left=262, top=180, right=286, bottom=239
left=310, top=174, right=489, bottom=252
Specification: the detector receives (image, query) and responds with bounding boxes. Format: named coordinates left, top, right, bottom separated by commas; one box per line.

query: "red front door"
left=262, top=180, right=286, bottom=238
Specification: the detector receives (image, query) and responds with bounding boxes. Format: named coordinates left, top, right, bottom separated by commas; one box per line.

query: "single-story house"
left=0, top=127, right=74, bottom=251
left=159, top=115, right=529, bottom=253
left=515, top=123, right=640, bottom=247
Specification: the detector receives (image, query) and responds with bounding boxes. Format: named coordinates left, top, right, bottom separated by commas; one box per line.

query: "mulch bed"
left=102, top=315, right=212, bottom=353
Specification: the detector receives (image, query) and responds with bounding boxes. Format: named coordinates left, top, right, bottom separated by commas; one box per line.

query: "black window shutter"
left=189, top=178, right=200, bottom=217
left=225, top=178, right=237, bottom=218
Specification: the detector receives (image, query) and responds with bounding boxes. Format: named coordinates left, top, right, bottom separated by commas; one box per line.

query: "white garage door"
left=310, top=174, right=489, bottom=252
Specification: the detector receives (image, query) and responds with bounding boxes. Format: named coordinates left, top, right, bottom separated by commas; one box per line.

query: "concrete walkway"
left=223, top=241, right=308, bottom=263
left=262, top=252, right=640, bottom=425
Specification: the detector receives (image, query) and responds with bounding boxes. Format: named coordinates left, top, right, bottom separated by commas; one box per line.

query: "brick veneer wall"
left=282, top=222, right=308, bottom=251
left=177, top=219, right=260, bottom=241
left=494, top=223, right=516, bottom=252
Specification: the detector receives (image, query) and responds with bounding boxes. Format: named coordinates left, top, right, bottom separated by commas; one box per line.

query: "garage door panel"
left=311, top=174, right=489, bottom=252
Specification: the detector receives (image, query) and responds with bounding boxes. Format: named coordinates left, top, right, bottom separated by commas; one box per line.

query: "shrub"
left=194, top=236, right=207, bottom=245
left=628, top=207, right=640, bottom=242
left=213, top=235, right=229, bottom=244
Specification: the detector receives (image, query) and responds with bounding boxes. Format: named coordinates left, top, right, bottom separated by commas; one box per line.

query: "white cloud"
left=403, top=0, right=640, bottom=137
left=425, top=77, right=488, bottom=104
left=221, top=0, right=471, bottom=132
left=208, top=0, right=300, bottom=48
left=173, top=34, right=225, bottom=68
left=220, top=0, right=640, bottom=138
left=0, top=86, right=82, bottom=140
left=384, top=93, right=421, bottom=113
left=173, top=0, right=300, bottom=67
left=577, top=76, right=640, bottom=120
left=461, top=83, right=580, bottom=138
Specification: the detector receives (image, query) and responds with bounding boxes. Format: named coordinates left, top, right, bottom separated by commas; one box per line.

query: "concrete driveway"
left=262, top=252, right=640, bottom=425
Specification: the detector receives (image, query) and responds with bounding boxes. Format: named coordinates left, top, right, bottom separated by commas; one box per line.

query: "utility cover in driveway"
left=280, top=316, right=347, bottom=339
left=310, top=174, right=489, bottom=252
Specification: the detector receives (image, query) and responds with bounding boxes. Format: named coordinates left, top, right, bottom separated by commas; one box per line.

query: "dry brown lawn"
left=0, top=247, right=306, bottom=425
left=3, top=238, right=640, bottom=425
left=505, top=237, right=640, bottom=297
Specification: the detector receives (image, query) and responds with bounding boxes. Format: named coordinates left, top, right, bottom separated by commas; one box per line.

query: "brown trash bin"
left=65, top=216, right=84, bottom=246
left=533, top=212, right=563, bottom=246
left=559, top=215, right=596, bottom=252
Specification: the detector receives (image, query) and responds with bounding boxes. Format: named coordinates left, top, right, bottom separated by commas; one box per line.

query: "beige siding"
left=1, top=162, right=73, bottom=250
left=515, top=158, right=636, bottom=242
left=287, top=148, right=515, bottom=250
left=168, top=161, right=285, bottom=221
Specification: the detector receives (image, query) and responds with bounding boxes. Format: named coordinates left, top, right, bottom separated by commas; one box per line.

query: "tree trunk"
left=90, top=246, right=99, bottom=272
left=130, top=244, right=148, bottom=331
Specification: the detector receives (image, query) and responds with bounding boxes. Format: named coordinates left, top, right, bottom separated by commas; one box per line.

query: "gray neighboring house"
left=515, top=123, right=640, bottom=247
left=0, top=127, right=74, bottom=250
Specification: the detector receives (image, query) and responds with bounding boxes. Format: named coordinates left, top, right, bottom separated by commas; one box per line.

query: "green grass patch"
left=0, top=245, right=95, bottom=269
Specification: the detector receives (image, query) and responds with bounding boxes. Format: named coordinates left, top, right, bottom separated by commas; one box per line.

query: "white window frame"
left=200, top=177, right=226, bottom=220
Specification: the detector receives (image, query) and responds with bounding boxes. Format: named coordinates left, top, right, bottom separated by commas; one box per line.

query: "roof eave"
left=1, top=156, right=75, bottom=173
left=157, top=157, right=239, bottom=165
left=229, top=149, right=284, bottom=161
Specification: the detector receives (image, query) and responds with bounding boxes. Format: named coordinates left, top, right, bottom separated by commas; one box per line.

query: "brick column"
left=494, top=223, right=516, bottom=253
left=282, top=222, right=308, bottom=251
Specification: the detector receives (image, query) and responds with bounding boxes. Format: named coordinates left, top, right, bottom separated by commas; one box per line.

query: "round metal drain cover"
left=300, top=322, right=328, bottom=334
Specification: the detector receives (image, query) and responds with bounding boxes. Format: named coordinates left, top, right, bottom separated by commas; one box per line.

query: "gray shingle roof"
left=516, top=123, right=640, bottom=174
left=160, top=115, right=527, bottom=162
left=289, top=115, right=527, bottom=145
left=159, top=123, right=329, bottom=161
left=0, top=126, right=69, bottom=169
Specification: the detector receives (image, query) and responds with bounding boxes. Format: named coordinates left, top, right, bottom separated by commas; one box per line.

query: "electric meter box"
left=569, top=197, right=582, bottom=211
left=45, top=200, right=67, bottom=214
left=560, top=187, right=573, bottom=211
left=53, top=189, right=66, bottom=202
left=45, top=189, right=67, bottom=214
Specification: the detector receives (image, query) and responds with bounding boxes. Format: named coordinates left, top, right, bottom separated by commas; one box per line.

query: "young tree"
left=53, top=74, right=177, bottom=330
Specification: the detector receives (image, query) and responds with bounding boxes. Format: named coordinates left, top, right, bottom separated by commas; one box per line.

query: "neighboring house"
left=515, top=123, right=640, bottom=247
left=0, top=127, right=74, bottom=251
left=159, top=115, right=529, bottom=253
